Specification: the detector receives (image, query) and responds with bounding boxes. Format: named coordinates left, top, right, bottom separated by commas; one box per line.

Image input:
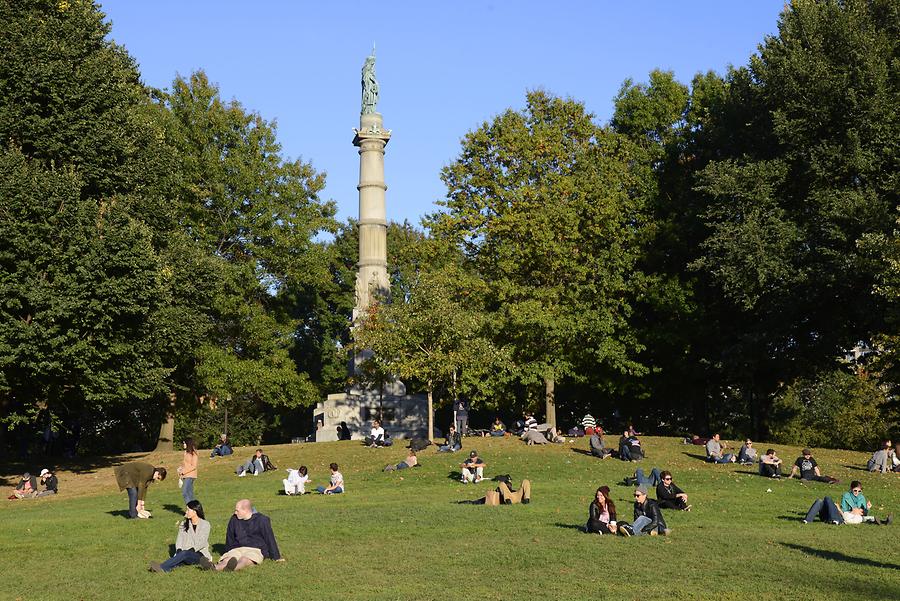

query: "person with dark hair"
left=867, top=440, right=894, bottom=473
left=790, top=449, right=839, bottom=484
left=620, top=486, right=670, bottom=537
left=283, top=465, right=310, bottom=495
left=656, top=471, right=691, bottom=511
left=336, top=421, right=352, bottom=441
left=489, top=417, right=506, bottom=437
left=759, top=449, right=783, bottom=478
left=12, top=472, right=37, bottom=499
left=236, top=449, right=276, bottom=477
left=37, top=469, right=58, bottom=496
left=365, top=420, right=386, bottom=447
left=437, top=425, right=462, bottom=453
left=114, top=462, right=166, bottom=519
left=705, top=434, right=736, bottom=464
left=316, top=463, right=344, bottom=494
left=624, top=467, right=662, bottom=488
left=586, top=485, right=618, bottom=534
left=589, top=428, right=612, bottom=459
left=178, top=438, right=199, bottom=503
left=149, top=500, right=214, bottom=572
left=454, top=399, right=469, bottom=435
left=458, top=477, right=531, bottom=505
left=618, top=430, right=643, bottom=461
left=840, top=481, right=892, bottom=525
left=210, top=433, right=232, bottom=458
left=215, top=499, right=282, bottom=571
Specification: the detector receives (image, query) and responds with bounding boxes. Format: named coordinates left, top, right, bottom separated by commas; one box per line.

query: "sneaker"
left=223, top=557, right=238, bottom=572
left=522, top=498, right=530, bottom=504
left=253, top=471, right=259, bottom=476
left=237, top=471, right=246, bottom=477
left=801, top=519, right=810, bottom=524
left=197, top=557, right=215, bottom=571
left=662, top=528, right=672, bottom=536
left=885, top=514, right=893, bottom=525
left=619, top=526, right=632, bottom=537
left=148, top=562, right=164, bottom=573
left=831, top=520, right=840, bottom=525
left=685, top=505, right=693, bottom=512
left=649, top=529, right=658, bottom=536
left=873, top=516, right=882, bottom=525
left=474, top=477, right=484, bottom=483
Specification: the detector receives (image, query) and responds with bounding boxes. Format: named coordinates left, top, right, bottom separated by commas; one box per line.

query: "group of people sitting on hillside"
left=8, top=468, right=58, bottom=499
left=867, top=439, right=900, bottom=473
left=586, top=425, right=644, bottom=461
left=282, top=462, right=345, bottom=495
left=585, top=483, right=672, bottom=537
left=148, top=498, right=283, bottom=573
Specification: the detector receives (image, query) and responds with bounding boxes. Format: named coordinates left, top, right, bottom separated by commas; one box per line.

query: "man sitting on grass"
left=705, top=433, right=736, bottom=464
left=236, top=449, right=276, bottom=477
left=759, top=449, right=783, bottom=478
left=589, top=427, right=612, bottom=459
left=620, top=485, right=670, bottom=537
left=216, top=499, right=282, bottom=571
left=365, top=419, right=386, bottom=447
left=461, top=450, right=486, bottom=483
left=656, top=471, right=691, bottom=511
left=789, top=449, right=839, bottom=484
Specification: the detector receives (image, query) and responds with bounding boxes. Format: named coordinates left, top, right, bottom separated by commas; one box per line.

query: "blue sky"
left=99, top=1, right=785, bottom=227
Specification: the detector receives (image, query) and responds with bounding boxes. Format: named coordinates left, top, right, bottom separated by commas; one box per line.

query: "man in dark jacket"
left=437, top=425, right=462, bottom=452
left=215, top=499, right=283, bottom=571
left=114, top=462, right=166, bottom=518
left=623, top=485, right=670, bottom=536
left=37, top=469, right=58, bottom=496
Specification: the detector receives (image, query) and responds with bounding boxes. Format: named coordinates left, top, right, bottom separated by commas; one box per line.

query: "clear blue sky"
left=99, top=1, right=785, bottom=227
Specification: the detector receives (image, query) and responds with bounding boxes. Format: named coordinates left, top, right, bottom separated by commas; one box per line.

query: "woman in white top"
left=149, top=500, right=213, bottom=572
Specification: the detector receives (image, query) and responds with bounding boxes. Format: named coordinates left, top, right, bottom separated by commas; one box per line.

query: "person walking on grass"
left=789, top=449, right=839, bottom=484
left=586, top=485, right=618, bottom=534
left=316, top=463, right=344, bottom=494
left=114, top=462, right=166, bottom=519
left=840, top=481, right=892, bottom=525
left=178, top=438, right=198, bottom=503
left=149, top=500, right=214, bottom=573
left=215, top=499, right=283, bottom=571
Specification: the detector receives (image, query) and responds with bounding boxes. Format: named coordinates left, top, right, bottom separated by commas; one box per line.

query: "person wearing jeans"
left=149, top=500, right=214, bottom=573
left=178, top=438, right=199, bottom=504
left=624, top=486, right=669, bottom=536
left=705, top=434, right=736, bottom=464
left=316, top=463, right=344, bottom=494
left=803, top=496, right=844, bottom=524
left=114, top=462, right=166, bottom=519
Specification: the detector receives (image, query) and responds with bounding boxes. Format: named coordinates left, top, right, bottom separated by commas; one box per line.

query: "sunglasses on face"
left=663, top=477, right=672, bottom=481
left=852, top=489, right=861, bottom=493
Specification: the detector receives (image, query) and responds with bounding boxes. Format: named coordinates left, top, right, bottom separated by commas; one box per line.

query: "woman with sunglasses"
left=840, top=481, right=892, bottom=525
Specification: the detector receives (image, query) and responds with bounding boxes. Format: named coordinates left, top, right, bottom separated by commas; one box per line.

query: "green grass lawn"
left=1, top=436, right=899, bottom=601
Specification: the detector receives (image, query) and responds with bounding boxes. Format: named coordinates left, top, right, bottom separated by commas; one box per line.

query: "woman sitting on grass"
left=585, top=485, right=618, bottom=534
left=148, top=500, right=213, bottom=572
left=283, top=465, right=310, bottom=495
left=316, top=463, right=344, bottom=494
left=384, top=449, right=419, bottom=472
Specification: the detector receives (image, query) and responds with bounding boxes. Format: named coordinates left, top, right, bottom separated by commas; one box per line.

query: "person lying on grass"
left=457, top=478, right=531, bottom=505
left=759, top=449, right=783, bottom=478
left=149, top=499, right=214, bottom=573
left=316, top=463, right=344, bottom=494
left=216, top=499, right=282, bottom=571
left=839, top=481, right=893, bottom=525
left=624, top=467, right=662, bottom=488
left=113, top=462, right=166, bottom=518
left=656, top=471, right=691, bottom=511
left=283, top=465, right=310, bottom=495
left=586, top=485, right=618, bottom=534
left=789, top=449, right=839, bottom=484
left=705, top=433, right=736, bottom=464
left=384, top=449, right=419, bottom=472
left=619, top=485, right=671, bottom=537
left=461, top=450, right=486, bottom=483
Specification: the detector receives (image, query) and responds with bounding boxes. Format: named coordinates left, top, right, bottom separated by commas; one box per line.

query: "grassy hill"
left=1, top=436, right=898, bottom=601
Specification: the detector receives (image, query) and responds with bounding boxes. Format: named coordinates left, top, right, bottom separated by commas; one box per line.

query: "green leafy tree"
left=429, top=91, right=648, bottom=426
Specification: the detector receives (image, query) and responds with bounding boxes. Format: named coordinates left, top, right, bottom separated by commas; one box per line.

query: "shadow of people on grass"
left=775, top=514, right=805, bottom=522
left=840, top=465, right=869, bottom=472
left=780, top=543, right=900, bottom=570
left=570, top=448, right=593, bottom=457
left=106, top=510, right=132, bottom=519
left=446, top=471, right=462, bottom=482
left=162, top=503, right=184, bottom=515
left=554, top=522, right=586, bottom=532
left=682, top=452, right=708, bottom=462
left=211, top=543, right=227, bottom=555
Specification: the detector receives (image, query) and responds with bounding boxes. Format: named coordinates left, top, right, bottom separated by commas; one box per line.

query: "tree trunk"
left=427, top=386, right=434, bottom=442
left=154, top=392, right=176, bottom=453
left=544, top=376, right=557, bottom=429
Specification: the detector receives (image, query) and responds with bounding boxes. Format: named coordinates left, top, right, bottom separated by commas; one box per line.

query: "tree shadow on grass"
left=554, top=522, right=586, bottom=533
left=780, top=542, right=900, bottom=570
left=0, top=453, right=139, bottom=480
